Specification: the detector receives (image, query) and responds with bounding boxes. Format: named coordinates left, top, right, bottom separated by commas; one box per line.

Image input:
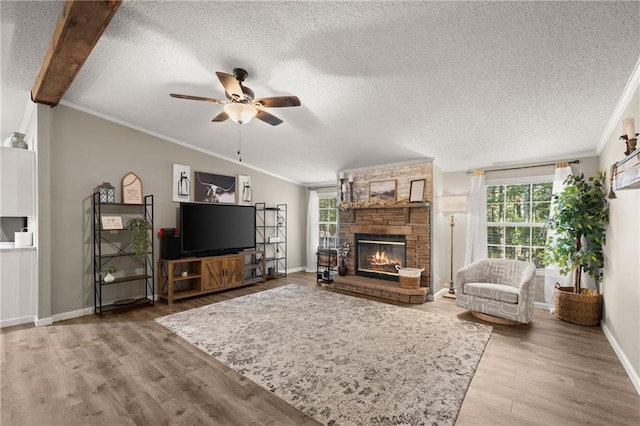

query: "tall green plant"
left=543, top=171, right=609, bottom=293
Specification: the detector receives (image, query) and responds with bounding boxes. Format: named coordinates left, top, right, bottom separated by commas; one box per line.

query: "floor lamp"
left=440, top=196, right=467, bottom=299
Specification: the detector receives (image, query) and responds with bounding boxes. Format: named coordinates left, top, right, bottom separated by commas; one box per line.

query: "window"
left=319, top=194, right=338, bottom=248
left=486, top=181, right=553, bottom=268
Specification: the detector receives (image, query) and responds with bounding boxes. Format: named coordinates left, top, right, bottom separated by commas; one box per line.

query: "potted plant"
left=338, top=242, right=350, bottom=276
left=102, top=265, right=117, bottom=283
left=543, top=171, right=609, bottom=326
left=127, top=217, right=152, bottom=262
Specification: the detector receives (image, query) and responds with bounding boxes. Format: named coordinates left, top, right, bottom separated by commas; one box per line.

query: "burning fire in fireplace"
left=368, top=250, right=401, bottom=268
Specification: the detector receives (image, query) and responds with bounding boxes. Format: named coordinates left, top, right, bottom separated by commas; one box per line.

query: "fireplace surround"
left=338, top=205, right=431, bottom=287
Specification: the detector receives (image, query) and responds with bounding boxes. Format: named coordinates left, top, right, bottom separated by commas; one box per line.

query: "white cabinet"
left=0, top=248, right=36, bottom=327
left=0, top=147, right=36, bottom=216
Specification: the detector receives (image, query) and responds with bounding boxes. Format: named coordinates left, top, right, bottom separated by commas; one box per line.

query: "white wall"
left=46, top=105, right=306, bottom=316
left=599, top=83, right=640, bottom=389
left=432, top=167, right=468, bottom=294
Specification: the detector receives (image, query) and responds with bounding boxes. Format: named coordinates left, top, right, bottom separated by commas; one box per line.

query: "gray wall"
left=599, top=84, right=639, bottom=384
left=49, top=105, right=306, bottom=315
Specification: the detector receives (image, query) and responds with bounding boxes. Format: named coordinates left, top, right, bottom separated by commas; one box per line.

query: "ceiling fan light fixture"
left=224, top=102, right=257, bottom=125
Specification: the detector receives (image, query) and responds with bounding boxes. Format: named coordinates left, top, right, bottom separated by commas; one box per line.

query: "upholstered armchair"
left=455, top=258, right=536, bottom=324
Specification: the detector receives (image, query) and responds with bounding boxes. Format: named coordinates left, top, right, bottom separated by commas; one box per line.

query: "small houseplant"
left=102, top=265, right=117, bottom=283
left=543, top=171, right=609, bottom=325
left=127, top=217, right=152, bottom=262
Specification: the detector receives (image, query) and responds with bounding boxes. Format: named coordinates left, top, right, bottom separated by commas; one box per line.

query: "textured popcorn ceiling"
left=2, top=1, right=639, bottom=184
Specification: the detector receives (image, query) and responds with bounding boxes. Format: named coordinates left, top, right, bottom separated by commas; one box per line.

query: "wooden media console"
left=158, top=250, right=266, bottom=304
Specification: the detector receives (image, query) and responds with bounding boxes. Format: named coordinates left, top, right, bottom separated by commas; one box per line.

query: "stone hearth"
left=333, top=275, right=428, bottom=304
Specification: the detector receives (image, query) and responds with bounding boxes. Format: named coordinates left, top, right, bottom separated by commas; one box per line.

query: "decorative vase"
left=104, top=273, right=115, bottom=283
left=3, top=132, right=28, bottom=149
left=338, top=258, right=347, bottom=276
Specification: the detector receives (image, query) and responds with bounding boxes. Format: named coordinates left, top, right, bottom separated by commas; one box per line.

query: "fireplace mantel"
left=340, top=202, right=430, bottom=210
left=350, top=225, right=412, bottom=234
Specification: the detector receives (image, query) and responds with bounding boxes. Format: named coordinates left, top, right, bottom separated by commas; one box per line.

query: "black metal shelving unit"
left=92, top=193, right=155, bottom=316
left=316, top=248, right=338, bottom=283
left=255, top=202, right=287, bottom=279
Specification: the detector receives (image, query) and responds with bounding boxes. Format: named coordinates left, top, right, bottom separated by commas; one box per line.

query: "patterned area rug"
left=155, top=285, right=492, bottom=425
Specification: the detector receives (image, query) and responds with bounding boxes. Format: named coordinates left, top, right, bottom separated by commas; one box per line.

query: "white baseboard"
left=34, top=316, right=53, bottom=327
left=534, top=302, right=550, bottom=311
left=287, top=266, right=306, bottom=274
left=601, top=320, right=640, bottom=395
left=0, top=315, right=35, bottom=328
left=52, top=307, right=94, bottom=323
left=429, top=288, right=449, bottom=301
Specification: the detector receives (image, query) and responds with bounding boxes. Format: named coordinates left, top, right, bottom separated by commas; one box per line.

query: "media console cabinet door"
left=225, top=256, right=244, bottom=287
left=202, top=258, right=225, bottom=290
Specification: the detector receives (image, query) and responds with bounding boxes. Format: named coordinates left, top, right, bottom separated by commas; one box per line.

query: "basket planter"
left=554, top=285, right=601, bottom=326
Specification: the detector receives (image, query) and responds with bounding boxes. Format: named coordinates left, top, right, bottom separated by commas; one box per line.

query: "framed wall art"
left=172, top=164, right=191, bottom=203
left=409, top=179, right=425, bottom=202
left=121, top=172, right=143, bottom=204
left=194, top=171, right=236, bottom=203
left=237, top=175, right=252, bottom=205
left=369, top=180, right=397, bottom=204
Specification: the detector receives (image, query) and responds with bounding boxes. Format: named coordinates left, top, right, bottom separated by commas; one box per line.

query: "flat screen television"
left=180, top=203, right=256, bottom=256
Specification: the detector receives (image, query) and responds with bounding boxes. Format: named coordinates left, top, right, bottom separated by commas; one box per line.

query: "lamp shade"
left=439, top=195, right=467, bottom=213
left=224, top=103, right=257, bottom=124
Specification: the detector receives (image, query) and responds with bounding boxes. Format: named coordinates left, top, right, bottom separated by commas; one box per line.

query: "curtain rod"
left=466, top=159, right=580, bottom=174
left=308, top=185, right=337, bottom=190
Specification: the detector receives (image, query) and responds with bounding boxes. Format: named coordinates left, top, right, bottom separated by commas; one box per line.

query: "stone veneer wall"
left=338, top=160, right=433, bottom=288
left=343, top=162, right=433, bottom=204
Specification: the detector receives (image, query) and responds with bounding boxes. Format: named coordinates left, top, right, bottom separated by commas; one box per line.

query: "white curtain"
left=305, top=190, right=320, bottom=273
left=544, top=163, right=573, bottom=312
left=465, top=171, right=488, bottom=265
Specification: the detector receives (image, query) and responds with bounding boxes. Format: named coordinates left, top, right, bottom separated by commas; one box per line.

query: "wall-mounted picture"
left=194, top=172, right=236, bottom=203
left=121, top=172, right=143, bottom=204
left=237, top=175, right=252, bottom=205
left=409, top=179, right=426, bottom=202
left=369, top=180, right=397, bottom=204
left=172, top=164, right=191, bottom=203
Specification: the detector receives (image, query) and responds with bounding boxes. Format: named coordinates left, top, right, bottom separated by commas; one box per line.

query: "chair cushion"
left=463, top=282, right=519, bottom=304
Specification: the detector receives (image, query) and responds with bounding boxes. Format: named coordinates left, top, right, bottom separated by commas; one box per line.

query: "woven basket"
left=554, top=285, right=601, bottom=326
left=399, top=276, right=420, bottom=289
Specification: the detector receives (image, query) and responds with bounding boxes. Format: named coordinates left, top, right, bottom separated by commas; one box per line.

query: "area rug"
left=155, top=285, right=492, bottom=425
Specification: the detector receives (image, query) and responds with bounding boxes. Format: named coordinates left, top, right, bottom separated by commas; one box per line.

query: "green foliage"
left=127, top=217, right=152, bottom=263
left=102, top=265, right=117, bottom=274
left=543, top=171, right=609, bottom=292
left=486, top=182, right=553, bottom=268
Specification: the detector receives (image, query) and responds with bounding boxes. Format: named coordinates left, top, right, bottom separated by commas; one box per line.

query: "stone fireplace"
left=355, top=234, right=406, bottom=281
left=333, top=161, right=432, bottom=303
left=338, top=205, right=431, bottom=287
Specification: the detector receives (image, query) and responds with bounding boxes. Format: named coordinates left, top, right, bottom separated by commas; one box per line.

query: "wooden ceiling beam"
left=31, top=0, right=122, bottom=106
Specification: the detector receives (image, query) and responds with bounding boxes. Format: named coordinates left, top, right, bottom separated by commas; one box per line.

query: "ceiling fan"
left=170, top=68, right=300, bottom=126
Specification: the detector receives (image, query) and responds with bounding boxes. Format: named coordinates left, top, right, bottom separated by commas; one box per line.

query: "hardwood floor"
left=2, top=272, right=639, bottom=425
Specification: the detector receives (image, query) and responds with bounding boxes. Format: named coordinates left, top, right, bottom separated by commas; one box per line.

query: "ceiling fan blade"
left=255, top=109, right=283, bottom=126
left=170, top=93, right=225, bottom=104
left=216, top=72, right=244, bottom=101
left=254, top=96, right=301, bottom=108
left=212, top=111, right=229, bottom=122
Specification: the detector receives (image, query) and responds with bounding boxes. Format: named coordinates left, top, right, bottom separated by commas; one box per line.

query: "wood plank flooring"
left=2, top=273, right=639, bottom=425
